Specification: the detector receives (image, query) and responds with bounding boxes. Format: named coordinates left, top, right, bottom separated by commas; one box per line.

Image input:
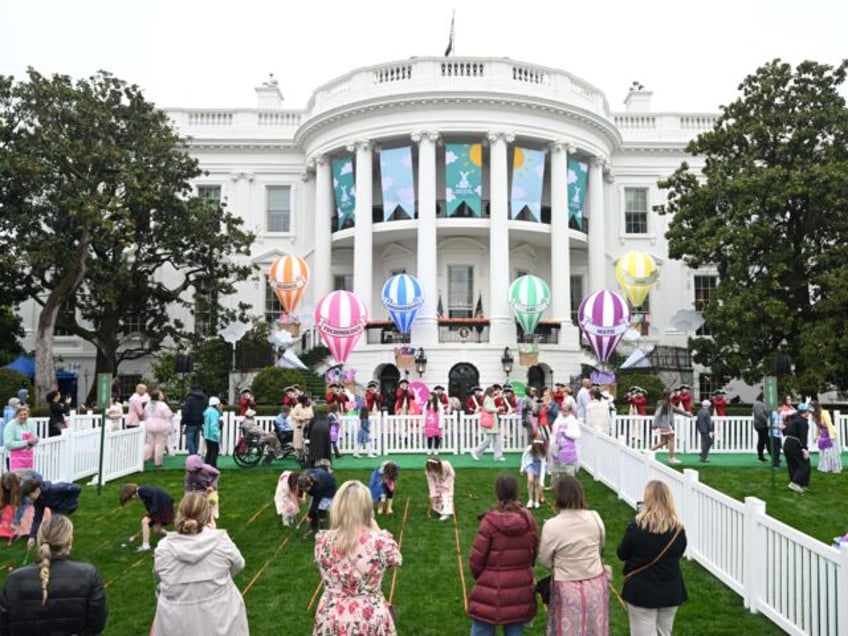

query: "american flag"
left=436, top=294, right=445, bottom=319
left=444, top=11, right=455, bottom=57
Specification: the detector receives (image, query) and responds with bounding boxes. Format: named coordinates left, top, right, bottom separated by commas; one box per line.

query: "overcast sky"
left=2, top=0, right=846, bottom=113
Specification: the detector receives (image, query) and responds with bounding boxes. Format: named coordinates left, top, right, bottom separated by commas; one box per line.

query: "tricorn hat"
left=433, top=385, right=445, bottom=391
left=367, top=381, right=378, bottom=389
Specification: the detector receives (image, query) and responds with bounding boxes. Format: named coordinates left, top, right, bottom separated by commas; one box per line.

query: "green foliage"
left=615, top=371, right=666, bottom=409
left=39, top=465, right=788, bottom=635
left=191, top=338, right=231, bottom=399
left=0, top=368, right=29, bottom=403
left=0, top=305, right=24, bottom=366
left=657, top=59, right=848, bottom=393
left=250, top=367, right=305, bottom=405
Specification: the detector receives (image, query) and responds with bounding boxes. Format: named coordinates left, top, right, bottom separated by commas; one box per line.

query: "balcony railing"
left=438, top=318, right=489, bottom=343
left=516, top=320, right=561, bottom=344
left=365, top=321, right=410, bottom=345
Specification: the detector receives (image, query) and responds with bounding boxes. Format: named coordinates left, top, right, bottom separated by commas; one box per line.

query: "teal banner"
left=511, top=147, right=546, bottom=221
left=332, top=155, right=356, bottom=230
left=567, top=157, right=588, bottom=229
left=379, top=146, right=415, bottom=221
left=445, top=143, right=482, bottom=217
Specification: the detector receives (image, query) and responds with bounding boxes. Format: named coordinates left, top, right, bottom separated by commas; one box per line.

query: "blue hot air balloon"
left=381, top=274, right=425, bottom=335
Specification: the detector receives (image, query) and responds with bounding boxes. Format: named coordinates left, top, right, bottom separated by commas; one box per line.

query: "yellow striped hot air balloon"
left=615, top=251, right=658, bottom=308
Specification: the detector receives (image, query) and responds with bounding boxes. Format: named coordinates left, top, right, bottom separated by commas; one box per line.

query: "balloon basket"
left=519, top=352, right=538, bottom=366
left=395, top=354, right=415, bottom=371
left=280, top=323, right=300, bottom=337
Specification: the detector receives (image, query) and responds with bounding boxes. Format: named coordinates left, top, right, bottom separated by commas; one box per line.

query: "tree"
left=657, top=59, right=848, bottom=392
left=0, top=305, right=24, bottom=366
left=0, top=69, right=254, bottom=405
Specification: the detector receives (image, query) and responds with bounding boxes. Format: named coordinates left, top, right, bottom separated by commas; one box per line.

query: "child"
left=328, top=403, right=341, bottom=459
left=105, top=397, right=124, bottom=431
left=368, top=461, right=399, bottom=515
left=184, top=454, right=220, bottom=527
left=354, top=397, right=376, bottom=458
left=21, top=479, right=82, bottom=548
left=0, top=470, right=42, bottom=539
left=203, top=396, right=223, bottom=468
left=120, top=483, right=174, bottom=552
left=273, top=470, right=301, bottom=526
left=425, top=456, right=455, bottom=521
left=297, top=468, right=337, bottom=539
left=424, top=394, right=443, bottom=454
left=520, top=439, right=547, bottom=508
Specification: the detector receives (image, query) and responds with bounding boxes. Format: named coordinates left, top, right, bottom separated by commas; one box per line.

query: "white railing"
left=579, top=425, right=848, bottom=636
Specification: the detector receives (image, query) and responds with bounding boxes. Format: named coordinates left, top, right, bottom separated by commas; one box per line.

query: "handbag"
left=610, top=525, right=683, bottom=610
left=818, top=436, right=834, bottom=450
left=535, top=574, right=552, bottom=605
left=479, top=410, right=495, bottom=429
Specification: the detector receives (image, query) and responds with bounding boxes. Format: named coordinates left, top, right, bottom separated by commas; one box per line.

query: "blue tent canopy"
left=4, top=355, right=34, bottom=377
left=3, top=356, right=79, bottom=405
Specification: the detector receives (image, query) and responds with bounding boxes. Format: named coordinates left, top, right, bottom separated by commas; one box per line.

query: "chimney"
left=623, top=81, right=652, bottom=113
left=255, top=74, right=283, bottom=108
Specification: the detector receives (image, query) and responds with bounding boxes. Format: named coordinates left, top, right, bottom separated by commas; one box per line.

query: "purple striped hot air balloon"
left=577, top=290, right=631, bottom=364
left=314, top=291, right=369, bottom=365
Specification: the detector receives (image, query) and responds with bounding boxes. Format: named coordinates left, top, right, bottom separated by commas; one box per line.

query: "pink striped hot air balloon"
left=577, top=290, right=632, bottom=364
left=268, top=255, right=310, bottom=315
left=314, top=291, right=369, bottom=365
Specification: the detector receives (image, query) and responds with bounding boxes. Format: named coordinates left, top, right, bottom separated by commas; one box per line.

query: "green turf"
left=1, top=457, right=808, bottom=635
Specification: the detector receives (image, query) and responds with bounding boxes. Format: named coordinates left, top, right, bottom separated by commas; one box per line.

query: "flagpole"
left=444, top=10, right=455, bottom=57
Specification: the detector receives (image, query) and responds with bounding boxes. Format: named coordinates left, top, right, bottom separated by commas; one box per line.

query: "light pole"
left=501, top=347, right=514, bottom=384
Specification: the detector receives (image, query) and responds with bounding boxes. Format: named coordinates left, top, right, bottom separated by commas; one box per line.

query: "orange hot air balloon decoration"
left=268, top=255, right=310, bottom=314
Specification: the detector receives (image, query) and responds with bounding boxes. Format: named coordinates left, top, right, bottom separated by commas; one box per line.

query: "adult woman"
left=617, top=480, right=687, bottom=636
left=783, top=403, right=812, bottom=492
left=45, top=390, right=70, bottom=437
left=470, top=386, right=504, bottom=462
left=126, top=383, right=148, bottom=428
left=313, top=480, right=402, bottom=635
left=3, top=407, right=38, bottom=471
left=153, top=492, right=248, bottom=635
left=291, top=394, right=315, bottom=456
left=811, top=400, right=842, bottom=473
left=425, top=456, right=455, bottom=520
left=649, top=392, right=689, bottom=464
left=0, top=514, right=108, bottom=634
left=751, top=392, right=770, bottom=462
left=584, top=389, right=610, bottom=435
left=467, top=474, right=538, bottom=635
left=143, top=390, right=173, bottom=467
left=538, top=476, right=609, bottom=635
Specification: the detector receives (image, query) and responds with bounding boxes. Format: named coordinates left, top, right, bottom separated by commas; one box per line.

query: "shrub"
left=250, top=367, right=305, bottom=405
left=0, top=368, right=30, bottom=406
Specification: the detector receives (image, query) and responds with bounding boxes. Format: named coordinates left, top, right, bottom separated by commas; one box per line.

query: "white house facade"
left=21, top=56, right=737, bottom=403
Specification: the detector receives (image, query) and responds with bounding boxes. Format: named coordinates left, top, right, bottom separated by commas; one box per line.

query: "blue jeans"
left=470, top=619, right=525, bottom=636
left=184, top=426, right=201, bottom=456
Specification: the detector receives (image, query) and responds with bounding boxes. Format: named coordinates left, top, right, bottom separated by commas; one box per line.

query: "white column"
left=588, top=157, right=607, bottom=294
left=549, top=142, right=572, bottom=330
left=487, top=131, right=514, bottom=344
left=412, top=130, right=439, bottom=346
left=352, top=140, right=373, bottom=316
left=312, top=155, right=333, bottom=302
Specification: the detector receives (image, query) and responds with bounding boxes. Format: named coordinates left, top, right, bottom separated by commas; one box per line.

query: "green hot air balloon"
left=509, top=275, right=551, bottom=337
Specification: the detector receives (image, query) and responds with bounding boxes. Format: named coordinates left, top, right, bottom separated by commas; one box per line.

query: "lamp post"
left=414, top=348, right=428, bottom=377
left=501, top=347, right=514, bottom=383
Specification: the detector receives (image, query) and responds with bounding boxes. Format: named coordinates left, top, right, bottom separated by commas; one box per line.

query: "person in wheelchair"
left=274, top=405, right=294, bottom=449
left=241, top=410, right=284, bottom=460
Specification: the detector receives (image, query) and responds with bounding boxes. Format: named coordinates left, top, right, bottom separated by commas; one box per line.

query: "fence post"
left=743, top=496, right=767, bottom=612
left=838, top=543, right=848, bottom=636
left=680, top=469, right=699, bottom=561
left=58, top=429, right=73, bottom=482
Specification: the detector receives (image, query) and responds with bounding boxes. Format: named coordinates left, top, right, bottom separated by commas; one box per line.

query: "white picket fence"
left=579, top=424, right=848, bottom=636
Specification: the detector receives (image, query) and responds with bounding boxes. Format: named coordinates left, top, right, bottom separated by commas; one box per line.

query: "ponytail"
left=34, top=514, right=73, bottom=605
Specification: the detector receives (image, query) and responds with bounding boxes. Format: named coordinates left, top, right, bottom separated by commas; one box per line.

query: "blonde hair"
left=175, top=492, right=211, bottom=535
left=37, top=514, right=73, bottom=605
left=328, top=481, right=373, bottom=557
left=636, top=480, right=683, bottom=534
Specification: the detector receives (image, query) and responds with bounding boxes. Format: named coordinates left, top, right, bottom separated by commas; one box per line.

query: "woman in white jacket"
left=153, top=493, right=248, bottom=636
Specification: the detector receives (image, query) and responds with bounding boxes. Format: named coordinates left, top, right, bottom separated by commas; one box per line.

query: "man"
left=552, top=383, right=566, bottom=410
left=465, top=386, right=483, bottom=414
left=678, top=384, right=693, bottom=415
left=501, top=386, right=518, bottom=413
left=493, top=385, right=512, bottom=416
left=180, top=385, right=207, bottom=456
left=783, top=403, right=811, bottom=493
left=238, top=388, right=256, bottom=416
left=21, top=479, right=82, bottom=548
left=394, top=378, right=415, bottom=415
left=520, top=386, right=538, bottom=444
left=752, top=392, right=770, bottom=462
left=576, top=378, right=592, bottom=421
left=325, top=383, right=347, bottom=411
left=696, top=399, right=714, bottom=463
left=712, top=390, right=728, bottom=417
left=365, top=381, right=383, bottom=413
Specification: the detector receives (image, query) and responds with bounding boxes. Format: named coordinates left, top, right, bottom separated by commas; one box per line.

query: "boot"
left=334, top=447, right=341, bottom=459
left=376, top=500, right=385, bottom=515
left=386, top=499, right=394, bottom=515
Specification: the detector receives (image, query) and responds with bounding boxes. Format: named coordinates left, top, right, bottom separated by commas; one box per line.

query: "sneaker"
left=788, top=482, right=803, bottom=493
left=495, top=456, right=506, bottom=462
left=534, top=501, right=541, bottom=509
left=353, top=453, right=361, bottom=458
left=439, top=514, right=451, bottom=521
left=699, top=458, right=710, bottom=463
left=527, top=499, right=534, bottom=508
left=136, top=544, right=151, bottom=552
left=470, top=451, right=480, bottom=461
left=668, top=457, right=682, bottom=464
left=367, top=453, right=377, bottom=458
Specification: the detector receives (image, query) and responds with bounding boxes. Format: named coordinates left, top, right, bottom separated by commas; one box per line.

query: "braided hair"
left=37, top=514, right=73, bottom=605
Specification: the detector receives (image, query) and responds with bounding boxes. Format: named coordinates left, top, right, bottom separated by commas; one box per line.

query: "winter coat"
left=617, top=521, right=688, bottom=609
left=47, top=401, right=67, bottom=437
left=304, top=469, right=337, bottom=519
left=0, top=556, right=108, bottom=635
left=309, top=417, right=332, bottom=466
left=153, top=528, right=248, bottom=636
left=468, top=506, right=538, bottom=626
left=202, top=406, right=221, bottom=442
left=30, top=482, right=81, bottom=540
left=180, top=389, right=207, bottom=428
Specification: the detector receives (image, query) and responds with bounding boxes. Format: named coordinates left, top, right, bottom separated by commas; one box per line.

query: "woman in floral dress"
left=313, top=480, right=403, bottom=635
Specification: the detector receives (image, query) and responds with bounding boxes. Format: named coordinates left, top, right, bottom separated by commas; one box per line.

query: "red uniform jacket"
left=552, top=390, right=565, bottom=410
left=679, top=392, right=693, bottom=414
left=712, top=396, right=727, bottom=417
left=365, top=391, right=383, bottom=413
left=394, top=388, right=415, bottom=413
left=465, top=395, right=482, bottom=414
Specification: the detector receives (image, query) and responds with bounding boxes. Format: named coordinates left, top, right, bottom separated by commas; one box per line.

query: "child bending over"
left=120, top=483, right=174, bottom=552
left=368, top=461, right=399, bottom=515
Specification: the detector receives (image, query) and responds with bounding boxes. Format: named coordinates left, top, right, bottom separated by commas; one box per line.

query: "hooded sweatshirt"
left=184, top=455, right=220, bottom=492
left=467, top=506, right=538, bottom=625
left=153, top=528, right=248, bottom=636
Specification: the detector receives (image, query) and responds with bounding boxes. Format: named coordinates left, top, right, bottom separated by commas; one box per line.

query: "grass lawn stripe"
left=246, top=500, right=272, bottom=525
left=104, top=555, right=149, bottom=589
left=241, top=531, right=294, bottom=597
left=388, top=495, right=411, bottom=605
left=451, top=509, right=470, bottom=611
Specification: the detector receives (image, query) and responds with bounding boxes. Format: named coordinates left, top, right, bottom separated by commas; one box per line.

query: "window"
left=197, top=185, right=221, bottom=208
left=448, top=266, right=474, bottom=319
left=265, top=284, right=285, bottom=323
left=267, top=186, right=291, bottom=233
left=698, top=373, right=726, bottom=402
left=194, top=278, right=218, bottom=337
left=121, top=311, right=147, bottom=336
left=694, top=275, right=717, bottom=336
left=569, top=275, right=583, bottom=325
left=333, top=274, right=353, bottom=291
left=624, top=188, right=648, bottom=234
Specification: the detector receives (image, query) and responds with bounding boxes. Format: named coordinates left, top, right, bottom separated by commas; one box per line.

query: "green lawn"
left=1, top=458, right=810, bottom=635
